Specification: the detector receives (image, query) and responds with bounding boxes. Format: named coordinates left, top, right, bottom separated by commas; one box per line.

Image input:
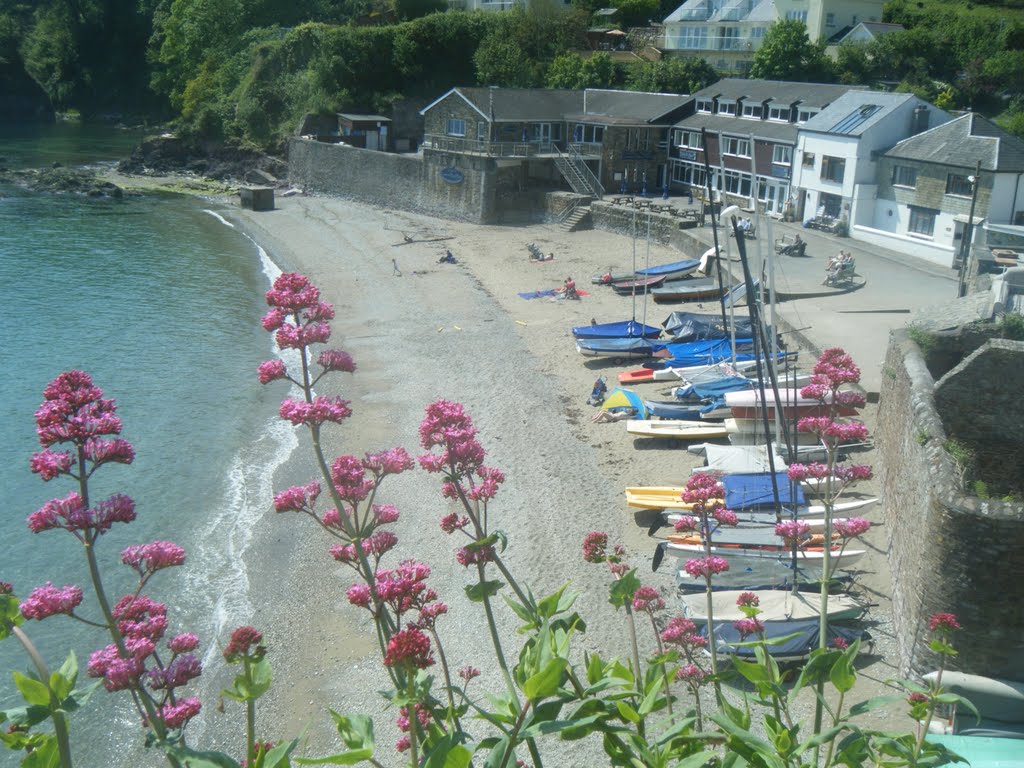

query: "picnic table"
left=611, top=196, right=634, bottom=205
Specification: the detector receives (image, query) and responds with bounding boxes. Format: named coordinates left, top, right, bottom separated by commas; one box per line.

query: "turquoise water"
left=0, top=125, right=292, bottom=765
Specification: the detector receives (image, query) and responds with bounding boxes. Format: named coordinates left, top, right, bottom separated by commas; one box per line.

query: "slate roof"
left=691, top=79, right=857, bottom=109
left=422, top=87, right=583, bottom=121
left=884, top=113, right=1024, bottom=173
left=800, top=90, right=914, bottom=137
left=572, top=89, right=691, bottom=124
left=672, top=112, right=799, bottom=143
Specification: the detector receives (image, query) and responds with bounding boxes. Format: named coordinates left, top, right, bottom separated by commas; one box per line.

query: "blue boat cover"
left=704, top=618, right=865, bottom=661
left=643, top=401, right=705, bottom=420
left=722, top=473, right=806, bottom=509
left=661, top=312, right=755, bottom=343
left=572, top=320, right=662, bottom=340
left=636, top=258, right=701, bottom=277
left=576, top=337, right=657, bottom=355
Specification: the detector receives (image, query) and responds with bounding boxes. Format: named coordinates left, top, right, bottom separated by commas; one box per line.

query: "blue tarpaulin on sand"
left=722, top=473, right=806, bottom=510
left=518, top=289, right=558, bottom=299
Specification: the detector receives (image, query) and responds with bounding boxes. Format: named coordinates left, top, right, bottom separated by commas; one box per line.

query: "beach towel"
left=518, top=289, right=558, bottom=299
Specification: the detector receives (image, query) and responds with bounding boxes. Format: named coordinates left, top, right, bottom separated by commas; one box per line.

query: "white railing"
left=422, top=134, right=557, bottom=158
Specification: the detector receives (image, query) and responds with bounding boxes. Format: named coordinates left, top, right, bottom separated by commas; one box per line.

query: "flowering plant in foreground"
left=3, top=278, right=969, bottom=768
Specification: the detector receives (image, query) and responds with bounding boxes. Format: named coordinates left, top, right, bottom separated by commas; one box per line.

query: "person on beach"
left=558, top=276, right=578, bottom=300
left=591, top=407, right=636, bottom=423
left=587, top=377, right=608, bottom=406
left=439, top=249, right=456, bottom=264
left=392, top=258, right=402, bottom=276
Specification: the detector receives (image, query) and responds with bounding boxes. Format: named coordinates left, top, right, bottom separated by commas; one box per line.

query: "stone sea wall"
left=876, top=331, right=1024, bottom=681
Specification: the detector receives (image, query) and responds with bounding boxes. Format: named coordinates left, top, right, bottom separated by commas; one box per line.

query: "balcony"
left=422, top=134, right=560, bottom=158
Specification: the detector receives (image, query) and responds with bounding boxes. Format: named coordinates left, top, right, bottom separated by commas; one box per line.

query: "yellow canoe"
left=625, top=486, right=723, bottom=510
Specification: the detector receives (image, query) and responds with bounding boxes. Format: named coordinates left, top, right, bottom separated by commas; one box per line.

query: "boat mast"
left=700, top=128, right=730, bottom=336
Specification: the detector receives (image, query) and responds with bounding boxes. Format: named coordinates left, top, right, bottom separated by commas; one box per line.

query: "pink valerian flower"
left=362, top=447, right=415, bottom=478
left=0, top=582, right=12, bottom=594
left=329, top=531, right=399, bottom=565
left=83, top=437, right=135, bottom=467
left=261, top=307, right=286, bottom=332
left=147, top=654, right=202, bottom=690
left=456, top=545, right=495, bottom=568
left=834, top=518, right=871, bottom=538
left=733, top=617, right=765, bottom=638
left=418, top=400, right=486, bottom=476
left=27, top=491, right=136, bottom=538
left=168, top=633, right=200, bottom=654
left=224, top=626, right=266, bottom=662
left=161, top=697, right=202, bottom=729
left=20, top=583, right=83, bottom=620
left=275, top=321, right=331, bottom=349
left=372, top=504, right=400, bottom=524
left=383, top=628, right=434, bottom=669
left=318, top=349, right=356, bottom=374
left=582, top=531, right=609, bottom=563
left=928, top=613, right=962, bottom=635
left=34, top=371, right=123, bottom=448
left=683, top=556, right=730, bottom=578
left=395, top=736, right=411, bottom=753
left=834, top=464, right=873, bottom=483
left=632, top=585, right=666, bottom=613
left=908, top=692, right=929, bottom=705
left=113, top=595, right=168, bottom=642
left=459, top=666, right=482, bottom=683
left=787, top=463, right=829, bottom=482
left=265, top=272, right=322, bottom=313
left=346, top=584, right=372, bottom=609
left=257, top=359, right=287, bottom=384
left=775, top=520, right=811, bottom=542
left=374, top=561, right=431, bottom=616
left=121, top=541, right=187, bottom=577
left=396, top=704, right=432, bottom=734
left=675, top=664, right=708, bottom=685
left=440, top=512, right=471, bottom=534
left=273, top=481, right=322, bottom=513
left=29, top=449, right=74, bottom=481
left=832, top=636, right=849, bottom=650
left=673, top=516, right=698, bottom=532
left=467, top=466, right=506, bottom=502
left=737, top=592, right=760, bottom=608
left=412, top=600, right=448, bottom=630
left=682, top=473, right=724, bottom=509
left=714, top=508, right=739, bottom=527
left=321, top=507, right=348, bottom=529
left=813, top=348, right=861, bottom=385
left=608, top=561, right=629, bottom=577
left=330, top=455, right=374, bottom=503
left=279, top=396, right=352, bottom=427
left=661, top=617, right=707, bottom=649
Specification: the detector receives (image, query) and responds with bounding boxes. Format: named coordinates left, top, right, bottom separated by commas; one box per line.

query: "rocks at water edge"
left=0, top=165, right=123, bottom=198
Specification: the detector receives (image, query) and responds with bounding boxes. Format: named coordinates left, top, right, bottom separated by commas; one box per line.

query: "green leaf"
left=501, top=593, right=536, bottom=628
left=22, top=735, right=59, bottom=768
left=615, top=701, right=641, bottom=724
left=523, top=658, right=568, bottom=701
left=732, top=655, right=771, bottom=685
left=164, top=745, right=242, bottom=767
left=830, top=646, right=856, bottom=693
left=422, top=734, right=473, bottom=768
left=936, top=693, right=981, bottom=724
left=294, top=750, right=374, bottom=765
left=13, top=671, right=52, bottom=708
left=796, top=724, right=845, bottom=753
left=608, top=569, right=640, bottom=610
left=537, top=584, right=577, bottom=619
left=329, top=711, right=375, bottom=752
left=465, top=580, right=504, bottom=603
left=493, top=530, right=508, bottom=553
left=637, top=675, right=665, bottom=717
left=481, top=737, right=511, bottom=768
left=262, top=739, right=299, bottom=768
left=249, top=657, right=273, bottom=700
left=674, top=750, right=722, bottom=767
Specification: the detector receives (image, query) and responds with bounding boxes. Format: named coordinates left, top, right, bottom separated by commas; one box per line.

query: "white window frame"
left=772, top=145, right=792, bottom=165
left=477, top=122, right=488, bottom=141
left=946, top=173, right=973, bottom=197
left=797, top=109, right=818, bottom=123
left=768, top=105, right=789, bottom=122
left=723, top=170, right=752, bottom=196
left=892, top=165, right=917, bottom=188
left=718, top=100, right=737, bottom=116
left=785, top=10, right=808, bottom=22
left=446, top=118, right=466, bottom=137
left=821, top=155, right=846, bottom=183
left=696, top=98, right=714, bottom=114
left=675, top=129, right=704, bottom=149
left=722, top=136, right=751, bottom=158
left=742, top=103, right=762, bottom=119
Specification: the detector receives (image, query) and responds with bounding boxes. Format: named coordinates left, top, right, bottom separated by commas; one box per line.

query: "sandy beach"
left=208, top=192, right=904, bottom=763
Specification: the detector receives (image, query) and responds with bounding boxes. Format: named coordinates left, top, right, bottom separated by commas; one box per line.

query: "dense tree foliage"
left=749, top=20, right=833, bottom=82
left=626, top=56, right=718, bottom=95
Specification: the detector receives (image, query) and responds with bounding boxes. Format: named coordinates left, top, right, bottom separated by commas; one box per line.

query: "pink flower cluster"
left=395, top=703, right=433, bottom=751
left=372, top=560, right=433, bottom=616
left=683, top=556, right=730, bottom=578
left=20, top=582, right=83, bottom=621
left=27, top=491, right=136, bottom=539
left=466, top=466, right=506, bottom=502
left=418, top=400, right=486, bottom=476
left=162, top=698, right=202, bottom=729
left=257, top=359, right=287, bottom=384
left=675, top=664, right=707, bottom=685
left=260, top=273, right=340, bottom=359
left=329, top=531, right=398, bottom=564
left=834, top=518, right=871, bottom=538
left=455, top=544, right=495, bottom=568
left=273, top=481, right=322, bottom=514
left=384, top=628, right=434, bottom=670
left=661, top=617, right=707, bottom=649
left=121, top=541, right=186, bottom=578
left=34, top=371, right=124, bottom=448
left=681, top=473, right=724, bottom=509
left=440, top=512, right=471, bottom=534
left=632, top=585, right=665, bottom=613
left=459, top=666, right=482, bottom=683
left=279, top=395, right=352, bottom=427
left=797, top=417, right=870, bottom=444
left=775, top=520, right=811, bottom=541
left=928, top=613, right=962, bottom=634
left=736, top=592, right=760, bottom=608
left=733, top=617, right=765, bottom=638
left=362, top=448, right=415, bottom=478
left=582, top=531, right=608, bottom=563
left=673, top=515, right=698, bottom=532
left=223, top=625, right=266, bottom=663
left=318, top=349, right=356, bottom=374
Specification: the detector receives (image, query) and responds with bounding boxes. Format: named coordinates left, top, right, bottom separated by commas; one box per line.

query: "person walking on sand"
left=392, top=258, right=402, bottom=276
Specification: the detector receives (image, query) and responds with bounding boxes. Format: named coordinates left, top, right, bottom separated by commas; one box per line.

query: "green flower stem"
left=499, top=699, right=532, bottom=768
left=648, top=613, right=674, bottom=719
left=914, top=659, right=946, bottom=758
left=244, top=657, right=256, bottom=766
left=406, top=676, right=419, bottom=768
left=822, top=690, right=846, bottom=768
left=11, top=625, right=72, bottom=768
left=428, top=627, right=463, bottom=732
left=476, top=560, right=516, bottom=696
left=814, top=436, right=839, bottom=765
left=623, top=604, right=643, bottom=696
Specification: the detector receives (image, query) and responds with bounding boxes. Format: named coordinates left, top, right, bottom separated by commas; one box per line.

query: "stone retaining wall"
left=876, top=331, right=1024, bottom=681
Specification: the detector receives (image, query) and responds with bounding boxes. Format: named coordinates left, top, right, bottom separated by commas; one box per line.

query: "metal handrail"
left=562, top=144, right=605, bottom=199
left=422, top=134, right=558, bottom=158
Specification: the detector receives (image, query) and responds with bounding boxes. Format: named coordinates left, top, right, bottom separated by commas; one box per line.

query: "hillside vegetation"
left=0, top=0, right=1022, bottom=151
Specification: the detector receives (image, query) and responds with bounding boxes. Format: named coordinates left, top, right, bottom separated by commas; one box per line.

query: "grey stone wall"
left=877, top=156, right=992, bottom=217
left=876, top=331, right=1024, bottom=682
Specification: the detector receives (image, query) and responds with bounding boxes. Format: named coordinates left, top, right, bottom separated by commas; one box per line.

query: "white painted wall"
left=990, top=172, right=1024, bottom=225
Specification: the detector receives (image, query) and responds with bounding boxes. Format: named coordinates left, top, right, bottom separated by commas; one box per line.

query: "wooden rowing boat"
left=625, top=420, right=730, bottom=440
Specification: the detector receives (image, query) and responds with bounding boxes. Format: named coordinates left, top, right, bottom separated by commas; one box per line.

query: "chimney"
left=911, top=105, right=929, bottom=135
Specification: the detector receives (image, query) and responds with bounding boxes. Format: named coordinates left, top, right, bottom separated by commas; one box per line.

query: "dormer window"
left=768, top=105, right=789, bottom=122
left=696, top=99, right=714, bottom=113
left=742, top=103, right=762, bottom=119
left=718, top=100, right=737, bottom=116
left=797, top=109, right=819, bottom=123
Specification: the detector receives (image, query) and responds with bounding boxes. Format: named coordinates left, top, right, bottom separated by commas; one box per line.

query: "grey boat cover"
left=704, top=618, right=866, bottom=663
left=697, top=444, right=788, bottom=475
left=680, top=589, right=863, bottom=623
left=661, top=312, right=754, bottom=343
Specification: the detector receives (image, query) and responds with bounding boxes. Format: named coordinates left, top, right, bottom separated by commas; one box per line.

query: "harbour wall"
left=876, top=331, right=1024, bottom=681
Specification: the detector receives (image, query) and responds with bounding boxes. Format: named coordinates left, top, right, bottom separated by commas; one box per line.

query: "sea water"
left=0, top=124, right=294, bottom=765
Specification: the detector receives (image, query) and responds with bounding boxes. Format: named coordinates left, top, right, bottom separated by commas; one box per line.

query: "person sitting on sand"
left=592, top=407, right=636, bottom=423
left=438, top=249, right=456, bottom=264
left=558, top=276, right=578, bottom=300
left=587, top=376, right=608, bottom=406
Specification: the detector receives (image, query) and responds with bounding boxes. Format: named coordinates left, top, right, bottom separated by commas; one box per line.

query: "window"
left=802, top=152, right=815, bottom=168
left=768, top=105, right=789, bottom=121
left=772, top=145, right=792, bottom=165
left=821, top=155, right=845, bottom=183
left=718, top=100, right=736, bottom=115
left=722, top=136, right=750, bottom=157
left=627, top=129, right=650, bottom=150
left=696, top=98, right=713, bottom=113
left=477, top=122, right=488, bottom=141
left=719, top=27, right=740, bottom=50
left=574, top=124, right=604, bottom=143
left=892, top=165, right=917, bottom=188
left=750, top=26, right=766, bottom=40
left=723, top=170, right=752, bottom=196
left=946, top=173, right=973, bottom=197
left=785, top=10, right=807, bottom=22
left=675, top=129, right=704, bottom=149
left=446, top=118, right=466, bottom=137
left=826, top=12, right=835, bottom=26
left=678, top=27, right=708, bottom=50
left=908, top=206, right=937, bottom=237
left=797, top=109, right=818, bottom=123
left=742, top=103, right=762, bottom=119
left=672, top=161, right=706, bottom=189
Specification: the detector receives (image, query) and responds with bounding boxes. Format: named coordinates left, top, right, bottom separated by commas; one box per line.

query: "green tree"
left=626, top=56, right=717, bottom=94
left=546, top=51, right=586, bottom=88
left=614, top=0, right=659, bottom=28
left=394, top=0, right=445, bottom=21
left=833, top=42, right=875, bottom=86
left=749, top=20, right=832, bottom=82
left=474, top=34, right=537, bottom=87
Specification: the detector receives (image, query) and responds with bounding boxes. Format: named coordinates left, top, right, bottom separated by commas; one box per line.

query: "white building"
left=790, top=91, right=949, bottom=228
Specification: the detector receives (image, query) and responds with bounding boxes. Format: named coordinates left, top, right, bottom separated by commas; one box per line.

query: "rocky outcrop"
left=117, top=135, right=287, bottom=183
left=0, top=165, right=122, bottom=198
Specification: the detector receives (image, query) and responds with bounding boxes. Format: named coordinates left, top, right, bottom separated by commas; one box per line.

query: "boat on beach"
left=664, top=538, right=867, bottom=572
left=611, top=275, right=666, bottom=294
left=635, top=257, right=702, bottom=281
left=625, top=419, right=730, bottom=440
left=651, top=277, right=722, bottom=303
left=572, top=319, right=662, bottom=340
left=591, top=271, right=635, bottom=285
left=680, top=589, right=865, bottom=624
left=576, top=337, right=658, bottom=358
left=703, top=618, right=867, bottom=663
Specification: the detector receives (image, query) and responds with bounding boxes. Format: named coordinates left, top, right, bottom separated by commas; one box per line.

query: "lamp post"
left=956, top=160, right=982, bottom=298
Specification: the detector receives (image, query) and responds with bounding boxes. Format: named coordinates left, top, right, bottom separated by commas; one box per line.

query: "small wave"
left=203, top=208, right=235, bottom=228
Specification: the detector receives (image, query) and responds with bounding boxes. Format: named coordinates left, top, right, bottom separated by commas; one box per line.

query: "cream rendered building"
left=662, top=0, right=885, bottom=73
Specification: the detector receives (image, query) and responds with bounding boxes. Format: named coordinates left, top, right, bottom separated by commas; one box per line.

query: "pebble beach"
left=216, top=193, right=902, bottom=764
